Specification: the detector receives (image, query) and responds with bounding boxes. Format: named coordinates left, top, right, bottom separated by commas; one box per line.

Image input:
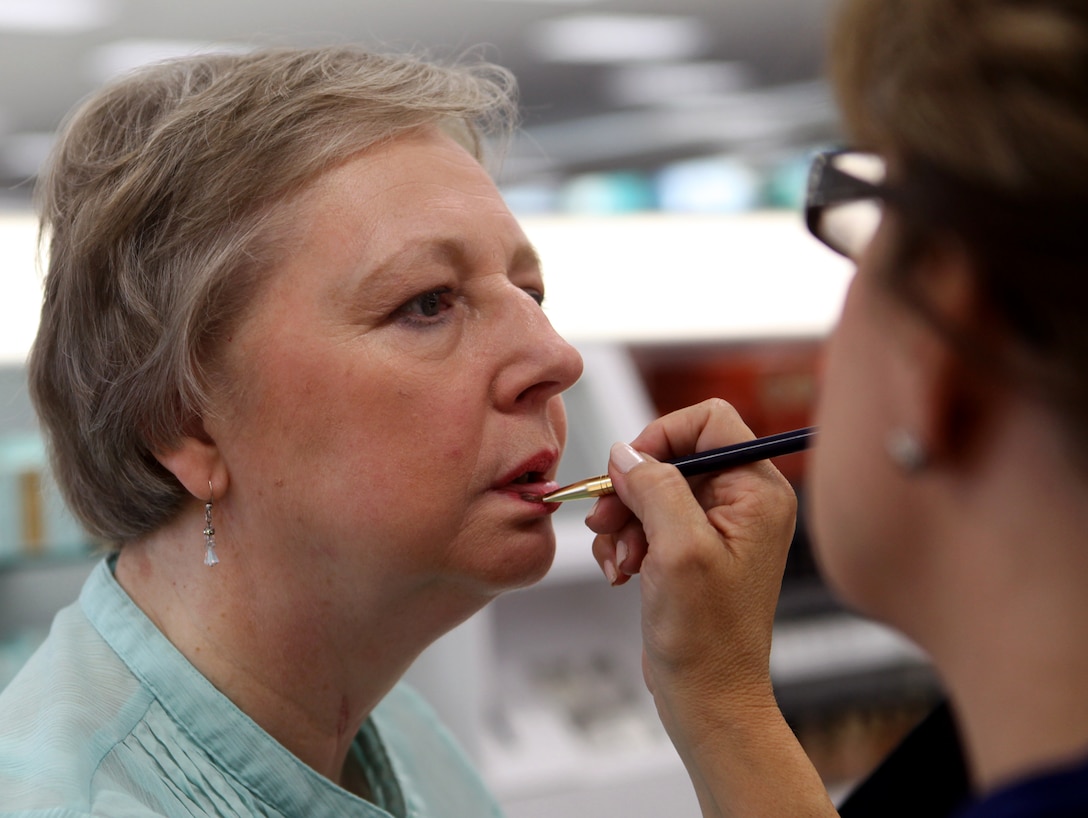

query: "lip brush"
left=541, top=426, right=817, bottom=503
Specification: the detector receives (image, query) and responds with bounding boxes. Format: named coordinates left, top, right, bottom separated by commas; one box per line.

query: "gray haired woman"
left=0, top=47, right=583, bottom=817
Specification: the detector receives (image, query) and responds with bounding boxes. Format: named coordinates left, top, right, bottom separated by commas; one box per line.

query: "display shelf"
left=0, top=549, right=96, bottom=638
left=0, top=212, right=40, bottom=365
left=408, top=566, right=935, bottom=817
left=543, top=515, right=601, bottom=585
left=493, top=759, right=699, bottom=818
left=0, top=626, right=47, bottom=690
left=523, top=211, right=853, bottom=345
left=0, top=546, right=97, bottom=574
left=771, top=613, right=928, bottom=689
left=477, top=570, right=702, bottom=818
left=479, top=664, right=679, bottom=798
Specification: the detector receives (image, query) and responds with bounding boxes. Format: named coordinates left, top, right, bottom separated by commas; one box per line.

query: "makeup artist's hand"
left=586, top=398, right=795, bottom=689
left=586, top=400, right=832, bottom=817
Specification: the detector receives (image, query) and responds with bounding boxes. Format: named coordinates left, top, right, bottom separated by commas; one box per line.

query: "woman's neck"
left=939, top=574, right=1088, bottom=793
left=112, top=512, right=467, bottom=789
left=895, top=413, right=1088, bottom=794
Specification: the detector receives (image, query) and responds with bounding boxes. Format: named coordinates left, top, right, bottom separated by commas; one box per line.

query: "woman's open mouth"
left=510, top=470, right=543, bottom=486
left=495, top=453, right=561, bottom=504
left=509, top=473, right=561, bottom=504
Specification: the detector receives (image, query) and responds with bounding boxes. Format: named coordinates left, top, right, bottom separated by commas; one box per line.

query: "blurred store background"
left=0, top=2, right=940, bottom=816
left=0, top=0, right=840, bottom=209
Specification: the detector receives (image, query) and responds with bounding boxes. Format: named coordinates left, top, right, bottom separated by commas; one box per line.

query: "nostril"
left=515, top=380, right=564, bottom=405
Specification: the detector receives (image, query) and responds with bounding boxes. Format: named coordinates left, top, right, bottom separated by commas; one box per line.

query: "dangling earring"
left=886, top=427, right=928, bottom=473
left=203, top=481, right=220, bottom=567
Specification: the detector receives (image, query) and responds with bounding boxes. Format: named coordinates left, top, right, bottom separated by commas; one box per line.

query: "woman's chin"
left=478, top=529, right=557, bottom=594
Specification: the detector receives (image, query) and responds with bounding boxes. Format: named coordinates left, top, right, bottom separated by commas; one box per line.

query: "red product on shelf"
left=630, top=339, right=823, bottom=484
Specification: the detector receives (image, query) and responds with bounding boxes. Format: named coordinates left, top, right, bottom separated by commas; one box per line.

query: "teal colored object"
left=764, top=150, right=822, bottom=210
left=0, top=559, right=503, bottom=817
left=655, top=155, right=760, bottom=213
left=560, top=170, right=657, bottom=213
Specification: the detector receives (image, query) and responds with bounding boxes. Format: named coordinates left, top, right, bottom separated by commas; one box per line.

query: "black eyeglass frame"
left=804, top=146, right=1088, bottom=372
left=803, top=149, right=896, bottom=259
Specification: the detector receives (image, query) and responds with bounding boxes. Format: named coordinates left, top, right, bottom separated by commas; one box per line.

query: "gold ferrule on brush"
left=542, top=475, right=615, bottom=503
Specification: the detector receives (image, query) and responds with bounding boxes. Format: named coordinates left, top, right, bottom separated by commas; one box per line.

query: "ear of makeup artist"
left=0, top=48, right=583, bottom=816
left=586, top=1, right=1088, bottom=816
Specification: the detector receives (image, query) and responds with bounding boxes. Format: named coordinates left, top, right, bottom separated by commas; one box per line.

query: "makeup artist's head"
left=28, top=47, right=582, bottom=601
left=805, top=0, right=1088, bottom=624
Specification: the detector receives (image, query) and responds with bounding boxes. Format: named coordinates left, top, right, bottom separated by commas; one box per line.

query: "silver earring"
left=203, top=481, right=220, bottom=567
left=886, top=428, right=928, bottom=473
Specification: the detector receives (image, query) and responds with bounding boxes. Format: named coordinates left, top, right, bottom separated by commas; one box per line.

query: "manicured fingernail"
left=610, top=441, right=645, bottom=474
left=615, top=540, right=628, bottom=571
left=603, top=559, right=618, bottom=585
left=585, top=499, right=601, bottom=523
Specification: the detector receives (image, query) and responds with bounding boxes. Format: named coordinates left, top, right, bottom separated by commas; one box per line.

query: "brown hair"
left=28, top=46, right=518, bottom=544
left=829, top=0, right=1088, bottom=454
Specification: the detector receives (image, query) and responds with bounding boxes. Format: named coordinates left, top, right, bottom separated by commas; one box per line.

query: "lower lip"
left=494, top=482, right=561, bottom=513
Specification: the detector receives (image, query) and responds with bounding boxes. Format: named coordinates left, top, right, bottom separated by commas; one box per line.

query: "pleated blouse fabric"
left=0, top=558, right=502, bottom=818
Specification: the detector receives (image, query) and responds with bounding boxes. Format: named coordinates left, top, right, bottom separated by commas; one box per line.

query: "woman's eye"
left=398, top=288, right=454, bottom=321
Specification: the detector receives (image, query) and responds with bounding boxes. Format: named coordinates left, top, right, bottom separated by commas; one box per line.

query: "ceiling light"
left=529, top=14, right=711, bottom=63
left=605, top=61, right=752, bottom=107
left=0, top=0, right=114, bottom=32
left=507, top=81, right=836, bottom=171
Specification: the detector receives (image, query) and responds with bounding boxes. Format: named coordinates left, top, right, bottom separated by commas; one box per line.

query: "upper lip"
left=494, top=449, right=559, bottom=489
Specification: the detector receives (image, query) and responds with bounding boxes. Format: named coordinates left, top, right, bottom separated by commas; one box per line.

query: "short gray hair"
left=28, top=46, right=518, bottom=544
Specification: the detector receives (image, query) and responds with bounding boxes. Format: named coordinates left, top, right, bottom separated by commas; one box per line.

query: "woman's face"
left=208, top=128, right=583, bottom=607
left=807, top=211, right=931, bottom=619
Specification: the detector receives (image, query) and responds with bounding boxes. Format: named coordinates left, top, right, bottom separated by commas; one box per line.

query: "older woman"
left=0, top=48, right=582, bottom=816
left=588, top=1, right=1088, bottom=816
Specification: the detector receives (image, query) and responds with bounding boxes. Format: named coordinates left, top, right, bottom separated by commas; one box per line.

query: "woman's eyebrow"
left=338, top=240, right=455, bottom=303
left=510, top=242, right=544, bottom=275
left=368, top=236, right=543, bottom=281
left=339, top=237, right=544, bottom=308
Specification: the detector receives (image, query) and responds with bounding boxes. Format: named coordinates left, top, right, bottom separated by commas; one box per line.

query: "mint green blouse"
left=0, top=558, right=502, bottom=817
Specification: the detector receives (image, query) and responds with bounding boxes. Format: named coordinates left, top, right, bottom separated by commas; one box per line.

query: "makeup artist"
left=587, top=0, right=1088, bottom=815
left=0, top=47, right=583, bottom=815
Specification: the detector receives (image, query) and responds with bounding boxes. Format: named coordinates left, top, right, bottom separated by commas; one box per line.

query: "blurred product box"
left=0, top=434, right=86, bottom=560
left=631, top=339, right=821, bottom=484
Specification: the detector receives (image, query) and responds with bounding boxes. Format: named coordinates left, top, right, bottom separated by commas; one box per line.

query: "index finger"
left=629, top=398, right=758, bottom=465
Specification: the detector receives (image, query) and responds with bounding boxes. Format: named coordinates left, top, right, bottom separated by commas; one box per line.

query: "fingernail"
left=603, top=559, right=618, bottom=585
left=585, top=499, right=601, bottom=524
left=610, top=441, right=645, bottom=475
left=615, top=540, right=628, bottom=571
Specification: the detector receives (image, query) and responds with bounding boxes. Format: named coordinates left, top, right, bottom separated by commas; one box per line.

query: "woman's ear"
left=153, top=421, right=229, bottom=501
left=907, top=239, right=1005, bottom=468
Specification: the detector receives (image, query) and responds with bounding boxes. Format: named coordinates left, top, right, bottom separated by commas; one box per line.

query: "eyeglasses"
left=805, top=150, right=890, bottom=260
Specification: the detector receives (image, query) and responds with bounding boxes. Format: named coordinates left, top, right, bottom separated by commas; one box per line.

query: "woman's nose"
left=497, top=292, right=584, bottom=410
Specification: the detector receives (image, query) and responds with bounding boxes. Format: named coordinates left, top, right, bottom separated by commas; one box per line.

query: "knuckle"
left=700, top=396, right=737, bottom=416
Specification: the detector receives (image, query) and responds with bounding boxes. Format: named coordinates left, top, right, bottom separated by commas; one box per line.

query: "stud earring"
left=886, top=428, right=928, bottom=473
left=203, top=481, right=220, bottom=567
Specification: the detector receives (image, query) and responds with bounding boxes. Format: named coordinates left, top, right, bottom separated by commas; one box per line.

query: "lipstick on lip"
left=496, top=450, right=559, bottom=497
left=518, top=483, right=561, bottom=504
left=541, top=426, right=816, bottom=503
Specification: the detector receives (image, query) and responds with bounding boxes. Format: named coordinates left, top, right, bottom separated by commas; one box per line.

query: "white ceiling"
left=0, top=0, right=842, bottom=199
